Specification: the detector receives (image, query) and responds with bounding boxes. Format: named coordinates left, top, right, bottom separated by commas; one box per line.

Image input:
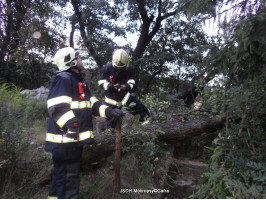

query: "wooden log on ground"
left=82, top=115, right=224, bottom=168
left=154, top=115, right=224, bottom=141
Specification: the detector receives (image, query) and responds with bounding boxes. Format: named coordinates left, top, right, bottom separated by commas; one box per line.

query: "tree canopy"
left=0, top=0, right=69, bottom=88
left=0, top=1, right=265, bottom=197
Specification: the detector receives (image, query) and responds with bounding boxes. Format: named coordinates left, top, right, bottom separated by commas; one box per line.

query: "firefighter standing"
left=45, top=47, right=123, bottom=199
left=98, top=49, right=150, bottom=128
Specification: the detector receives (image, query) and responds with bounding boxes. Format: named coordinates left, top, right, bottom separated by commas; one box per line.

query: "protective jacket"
left=98, top=63, right=135, bottom=107
left=45, top=70, right=111, bottom=151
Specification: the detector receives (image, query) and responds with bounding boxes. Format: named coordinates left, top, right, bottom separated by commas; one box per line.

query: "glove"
left=108, top=108, right=123, bottom=118
left=113, top=84, right=121, bottom=90
left=119, top=84, right=126, bottom=91
left=64, top=123, right=79, bottom=139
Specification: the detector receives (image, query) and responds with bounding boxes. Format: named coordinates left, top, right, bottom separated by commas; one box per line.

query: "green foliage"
left=0, top=0, right=265, bottom=198
left=0, top=82, right=48, bottom=198
left=177, top=0, right=222, bottom=20
left=121, top=123, right=166, bottom=173
left=194, top=69, right=266, bottom=197
left=71, top=0, right=128, bottom=70
left=138, top=17, right=210, bottom=96
left=193, top=130, right=266, bottom=199
left=0, top=0, right=66, bottom=88
left=142, top=94, right=171, bottom=122
left=0, top=81, right=47, bottom=131
left=80, top=153, right=154, bottom=199
left=192, top=2, right=266, bottom=198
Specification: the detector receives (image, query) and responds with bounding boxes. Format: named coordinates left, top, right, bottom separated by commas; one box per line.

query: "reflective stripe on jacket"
left=45, top=70, right=111, bottom=151
left=98, top=63, right=135, bottom=107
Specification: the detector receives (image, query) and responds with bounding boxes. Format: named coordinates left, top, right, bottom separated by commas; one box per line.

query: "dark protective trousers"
left=105, top=95, right=150, bottom=129
left=48, top=146, right=83, bottom=199
left=126, top=95, right=150, bottom=121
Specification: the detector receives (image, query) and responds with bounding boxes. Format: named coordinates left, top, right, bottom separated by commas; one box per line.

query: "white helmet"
left=112, top=49, right=130, bottom=69
left=53, top=47, right=79, bottom=71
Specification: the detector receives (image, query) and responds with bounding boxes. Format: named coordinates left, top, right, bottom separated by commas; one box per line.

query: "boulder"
left=20, top=86, right=49, bottom=99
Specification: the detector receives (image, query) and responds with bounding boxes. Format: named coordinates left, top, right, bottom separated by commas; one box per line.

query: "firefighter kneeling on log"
left=98, top=49, right=150, bottom=128
left=45, top=47, right=123, bottom=199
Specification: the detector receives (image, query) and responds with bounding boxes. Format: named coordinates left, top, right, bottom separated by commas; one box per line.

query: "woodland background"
left=0, top=0, right=265, bottom=198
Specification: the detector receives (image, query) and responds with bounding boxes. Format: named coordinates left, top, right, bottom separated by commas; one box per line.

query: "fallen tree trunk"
left=82, top=115, right=224, bottom=167
left=155, top=115, right=224, bottom=141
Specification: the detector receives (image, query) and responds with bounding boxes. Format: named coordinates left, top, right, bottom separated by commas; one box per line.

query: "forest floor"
left=0, top=121, right=212, bottom=199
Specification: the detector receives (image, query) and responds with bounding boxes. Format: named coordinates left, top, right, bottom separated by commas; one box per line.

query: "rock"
left=122, top=112, right=135, bottom=128
left=93, top=116, right=107, bottom=134
left=92, top=112, right=135, bottom=134
left=192, top=95, right=203, bottom=110
left=20, top=86, right=49, bottom=99
left=162, top=158, right=209, bottom=199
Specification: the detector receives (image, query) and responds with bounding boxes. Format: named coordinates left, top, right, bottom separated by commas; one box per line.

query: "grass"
left=0, top=82, right=49, bottom=198
left=79, top=152, right=154, bottom=199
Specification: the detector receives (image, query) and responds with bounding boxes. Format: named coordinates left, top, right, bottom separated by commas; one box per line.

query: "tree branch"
left=135, top=0, right=149, bottom=22
left=71, top=0, right=104, bottom=69
left=143, top=64, right=163, bottom=94
left=69, top=15, right=76, bottom=48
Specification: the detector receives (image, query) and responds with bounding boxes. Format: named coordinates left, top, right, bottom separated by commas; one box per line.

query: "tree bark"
left=143, top=63, right=163, bottom=95
left=0, top=0, right=29, bottom=61
left=178, top=68, right=219, bottom=107
left=82, top=116, right=224, bottom=166
left=154, top=116, right=224, bottom=141
left=71, top=0, right=104, bottom=70
left=132, top=0, right=178, bottom=89
left=69, top=15, right=76, bottom=48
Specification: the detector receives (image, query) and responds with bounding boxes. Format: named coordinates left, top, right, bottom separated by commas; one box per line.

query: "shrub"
left=0, top=82, right=48, bottom=198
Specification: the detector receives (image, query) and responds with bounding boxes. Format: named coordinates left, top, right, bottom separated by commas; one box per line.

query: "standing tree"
left=0, top=0, right=68, bottom=89
left=70, top=0, right=213, bottom=102
left=71, top=0, right=126, bottom=70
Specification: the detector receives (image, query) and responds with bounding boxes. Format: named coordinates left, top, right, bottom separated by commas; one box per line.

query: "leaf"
left=205, top=146, right=215, bottom=151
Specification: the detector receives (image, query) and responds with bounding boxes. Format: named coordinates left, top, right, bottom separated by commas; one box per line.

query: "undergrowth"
left=1, top=79, right=265, bottom=199
left=192, top=127, right=266, bottom=199
left=0, top=81, right=49, bottom=198
left=80, top=153, right=155, bottom=199
left=121, top=123, right=167, bottom=173
left=191, top=76, right=266, bottom=199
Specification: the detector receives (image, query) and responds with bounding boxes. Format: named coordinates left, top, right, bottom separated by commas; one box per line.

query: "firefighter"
left=98, top=49, right=150, bottom=128
left=45, top=47, right=123, bottom=199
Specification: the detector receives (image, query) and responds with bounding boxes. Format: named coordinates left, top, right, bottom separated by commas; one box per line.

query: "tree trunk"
left=69, top=15, right=76, bottom=48
left=178, top=75, right=200, bottom=107
left=154, top=116, right=224, bottom=141
left=178, top=68, right=219, bottom=107
left=131, top=0, right=178, bottom=89
left=71, top=0, right=104, bottom=70
left=82, top=116, right=224, bottom=166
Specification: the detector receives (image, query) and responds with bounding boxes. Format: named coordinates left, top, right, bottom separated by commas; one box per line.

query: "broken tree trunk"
left=82, top=115, right=224, bottom=167
left=177, top=69, right=218, bottom=107
left=154, top=115, right=224, bottom=141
